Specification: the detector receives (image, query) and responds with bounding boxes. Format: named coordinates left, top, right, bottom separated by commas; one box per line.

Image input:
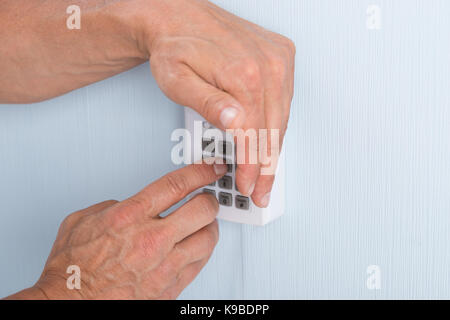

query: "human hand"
left=15, top=163, right=227, bottom=300
left=0, top=0, right=294, bottom=208
left=146, top=0, right=296, bottom=207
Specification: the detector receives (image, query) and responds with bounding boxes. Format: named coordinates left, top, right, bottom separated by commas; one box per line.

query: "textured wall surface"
left=1, top=0, right=449, bottom=299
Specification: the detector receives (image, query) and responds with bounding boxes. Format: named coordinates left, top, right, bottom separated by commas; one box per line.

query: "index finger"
left=123, top=162, right=228, bottom=218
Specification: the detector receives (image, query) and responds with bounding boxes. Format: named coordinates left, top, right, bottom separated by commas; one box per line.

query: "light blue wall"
left=1, top=0, right=449, bottom=299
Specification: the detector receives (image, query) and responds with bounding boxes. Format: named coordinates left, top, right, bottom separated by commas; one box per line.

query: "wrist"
left=106, top=0, right=170, bottom=58
left=33, top=270, right=86, bottom=300
left=125, top=0, right=211, bottom=55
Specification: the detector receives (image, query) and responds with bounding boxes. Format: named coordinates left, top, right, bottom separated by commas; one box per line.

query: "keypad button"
left=218, top=176, right=232, bottom=190
left=203, top=189, right=216, bottom=198
left=235, top=195, right=250, bottom=210
left=202, top=139, right=215, bottom=156
left=219, top=141, right=233, bottom=157
left=219, top=192, right=232, bottom=207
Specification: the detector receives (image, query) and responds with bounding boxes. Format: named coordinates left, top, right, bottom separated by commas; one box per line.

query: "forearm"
left=4, top=287, right=49, bottom=300
left=0, top=0, right=159, bottom=103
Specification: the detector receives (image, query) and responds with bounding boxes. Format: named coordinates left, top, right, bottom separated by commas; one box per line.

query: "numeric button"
left=218, top=176, right=233, bottom=190
left=235, top=195, right=249, bottom=210
left=219, top=192, right=232, bottom=207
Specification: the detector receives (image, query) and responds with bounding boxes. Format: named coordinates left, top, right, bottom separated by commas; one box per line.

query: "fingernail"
left=260, top=193, right=271, bottom=207
left=219, top=107, right=239, bottom=128
left=213, top=164, right=227, bottom=175
left=247, top=182, right=255, bottom=196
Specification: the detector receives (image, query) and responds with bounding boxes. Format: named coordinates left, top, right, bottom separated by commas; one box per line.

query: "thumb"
left=154, top=64, right=246, bottom=130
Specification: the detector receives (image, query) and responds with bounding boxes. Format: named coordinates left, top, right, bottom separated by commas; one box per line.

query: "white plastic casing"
left=184, top=108, right=285, bottom=226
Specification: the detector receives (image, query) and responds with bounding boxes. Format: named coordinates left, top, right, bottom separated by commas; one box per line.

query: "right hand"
left=146, top=0, right=296, bottom=207
left=32, top=163, right=228, bottom=300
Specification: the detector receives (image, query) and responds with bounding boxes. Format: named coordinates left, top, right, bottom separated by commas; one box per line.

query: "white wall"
left=1, top=0, right=449, bottom=299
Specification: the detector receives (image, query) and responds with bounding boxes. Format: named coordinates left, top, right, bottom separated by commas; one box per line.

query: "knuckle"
left=165, top=173, right=190, bottom=197
left=266, top=53, right=287, bottom=79
left=123, top=197, right=146, bottom=213
left=103, top=199, right=119, bottom=207
left=287, top=39, right=296, bottom=55
left=109, top=209, right=133, bottom=230
left=125, top=194, right=156, bottom=216
left=61, top=211, right=83, bottom=228
left=280, top=36, right=296, bottom=55
left=239, top=59, right=262, bottom=90
left=107, top=197, right=145, bottom=228
left=273, top=32, right=296, bottom=55
left=61, top=213, right=75, bottom=226
left=201, top=92, right=226, bottom=119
